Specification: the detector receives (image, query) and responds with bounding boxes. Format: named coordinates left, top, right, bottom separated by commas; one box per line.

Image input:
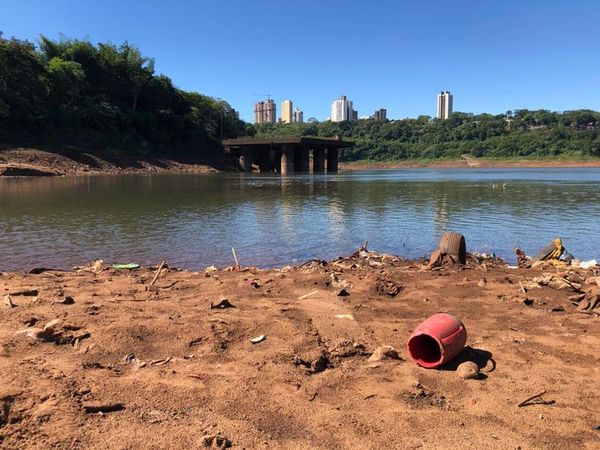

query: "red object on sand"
left=407, top=313, right=467, bottom=368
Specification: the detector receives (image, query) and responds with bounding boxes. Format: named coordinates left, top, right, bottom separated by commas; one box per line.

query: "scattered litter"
left=533, top=238, right=564, bottom=262
left=210, top=298, right=235, bottom=309
left=457, top=361, right=480, bottom=379
left=250, top=335, right=266, bottom=344
left=112, top=263, right=140, bottom=270
left=334, top=314, right=355, bottom=320
left=205, top=265, right=218, bottom=274
left=330, top=273, right=353, bottom=290
left=580, top=260, right=598, bottom=269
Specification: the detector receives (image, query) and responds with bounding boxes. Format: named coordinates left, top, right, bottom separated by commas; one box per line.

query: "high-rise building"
left=254, top=99, right=277, bottom=124
left=330, top=95, right=356, bottom=122
left=293, top=107, right=304, bottom=123
left=372, top=108, right=387, bottom=121
left=436, top=91, right=453, bottom=120
left=281, top=100, right=293, bottom=123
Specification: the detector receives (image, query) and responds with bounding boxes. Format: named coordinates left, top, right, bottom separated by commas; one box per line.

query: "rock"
left=368, top=345, right=401, bottom=362
left=210, top=298, right=234, bottom=309
left=336, top=288, right=350, bottom=297
left=457, top=361, right=480, bottom=379
left=477, top=278, right=487, bottom=288
left=202, top=434, right=231, bottom=449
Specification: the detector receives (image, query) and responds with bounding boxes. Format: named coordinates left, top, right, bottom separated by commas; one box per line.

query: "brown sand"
left=1, top=253, right=599, bottom=449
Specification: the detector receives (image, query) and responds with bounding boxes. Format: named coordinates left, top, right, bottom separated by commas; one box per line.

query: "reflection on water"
left=1, top=168, right=599, bottom=271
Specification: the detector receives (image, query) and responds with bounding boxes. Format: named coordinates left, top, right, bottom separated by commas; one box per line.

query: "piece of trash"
left=580, top=260, right=598, bottom=269
left=368, top=345, right=401, bottom=362
left=210, top=298, right=235, bottom=309
left=250, top=335, right=266, bottom=344
left=376, top=279, right=402, bottom=297
left=112, top=263, right=140, bottom=270
left=407, top=313, right=467, bottom=368
left=334, top=314, right=355, bottom=320
left=205, top=265, right=218, bottom=274
left=457, top=361, right=480, bottom=379
left=336, top=288, right=350, bottom=297
left=123, top=353, right=136, bottom=364
left=549, top=306, right=565, bottom=313
left=533, top=238, right=564, bottom=262
left=83, top=402, right=125, bottom=414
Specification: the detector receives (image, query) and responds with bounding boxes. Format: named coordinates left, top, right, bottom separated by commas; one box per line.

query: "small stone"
left=457, top=361, right=480, bottom=380
left=368, top=345, right=401, bottom=362
left=477, top=278, right=487, bottom=288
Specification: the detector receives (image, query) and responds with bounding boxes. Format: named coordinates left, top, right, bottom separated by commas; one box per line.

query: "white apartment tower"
left=293, top=107, right=304, bottom=123
left=331, top=95, right=355, bottom=122
left=436, top=91, right=453, bottom=120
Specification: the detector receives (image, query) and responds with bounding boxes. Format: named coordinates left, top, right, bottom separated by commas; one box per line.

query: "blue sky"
left=3, top=0, right=599, bottom=122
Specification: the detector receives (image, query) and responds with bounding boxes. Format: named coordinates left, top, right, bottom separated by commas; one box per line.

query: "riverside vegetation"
left=1, top=34, right=600, bottom=164
left=253, top=109, right=600, bottom=162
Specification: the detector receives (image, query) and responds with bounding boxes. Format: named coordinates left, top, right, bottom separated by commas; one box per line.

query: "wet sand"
left=1, top=251, right=599, bottom=449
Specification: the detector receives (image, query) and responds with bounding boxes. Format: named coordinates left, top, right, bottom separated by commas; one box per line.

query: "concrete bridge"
left=222, top=137, right=354, bottom=174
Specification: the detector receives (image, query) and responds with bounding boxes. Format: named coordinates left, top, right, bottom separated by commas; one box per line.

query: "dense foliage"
left=0, top=34, right=244, bottom=153
left=254, top=110, right=600, bottom=161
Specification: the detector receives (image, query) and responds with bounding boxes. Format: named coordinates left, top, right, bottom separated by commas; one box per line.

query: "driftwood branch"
left=150, top=261, right=166, bottom=286
left=517, top=390, right=551, bottom=407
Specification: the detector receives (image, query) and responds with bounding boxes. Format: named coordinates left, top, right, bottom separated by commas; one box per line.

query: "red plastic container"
left=407, top=313, right=467, bottom=368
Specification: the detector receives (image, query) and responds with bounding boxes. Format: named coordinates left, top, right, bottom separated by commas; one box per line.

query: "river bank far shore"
left=3, top=146, right=600, bottom=177
left=0, top=249, right=599, bottom=448
left=340, top=156, right=600, bottom=171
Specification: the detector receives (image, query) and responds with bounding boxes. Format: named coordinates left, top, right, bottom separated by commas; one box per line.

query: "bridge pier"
left=281, top=145, right=295, bottom=175
left=239, top=149, right=253, bottom=172
left=327, top=148, right=338, bottom=173
left=313, top=148, right=325, bottom=173
left=294, top=146, right=310, bottom=173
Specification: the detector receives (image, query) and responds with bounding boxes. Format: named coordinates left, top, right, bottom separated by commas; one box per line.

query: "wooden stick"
left=232, top=247, right=240, bottom=268
left=4, top=294, right=14, bottom=308
left=517, top=390, right=547, bottom=407
left=298, top=290, right=319, bottom=300
left=519, top=281, right=527, bottom=295
left=150, top=261, right=166, bottom=286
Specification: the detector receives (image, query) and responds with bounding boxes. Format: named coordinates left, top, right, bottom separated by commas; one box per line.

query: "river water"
left=1, top=168, right=599, bottom=271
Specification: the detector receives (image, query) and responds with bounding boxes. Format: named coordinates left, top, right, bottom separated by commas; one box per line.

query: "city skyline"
left=4, top=1, right=598, bottom=122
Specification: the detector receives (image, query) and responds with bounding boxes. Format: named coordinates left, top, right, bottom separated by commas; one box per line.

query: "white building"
left=293, top=107, right=304, bottom=123
left=436, top=91, right=453, bottom=120
left=331, top=95, right=355, bottom=122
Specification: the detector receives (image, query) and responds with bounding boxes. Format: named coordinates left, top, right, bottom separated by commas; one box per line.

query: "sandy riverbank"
left=1, top=250, right=599, bottom=449
left=3, top=147, right=600, bottom=177
left=0, top=147, right=237, bottom=177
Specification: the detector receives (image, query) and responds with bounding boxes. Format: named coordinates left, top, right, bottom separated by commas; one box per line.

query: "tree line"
left=0, top=34, right=244, bottom=154
left=253, top=110, right=600, bottom=161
